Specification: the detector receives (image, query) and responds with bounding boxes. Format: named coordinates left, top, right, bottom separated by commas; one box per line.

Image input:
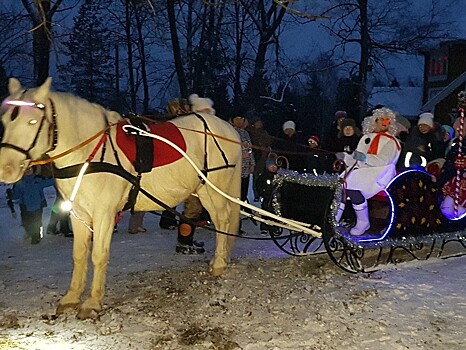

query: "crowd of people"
left=6, top=93, right=465, bottom=246
left=227, top=105, right=464, bottom=238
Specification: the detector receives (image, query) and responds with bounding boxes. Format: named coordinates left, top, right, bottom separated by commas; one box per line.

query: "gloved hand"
left=352, top=150, right=366, bottom=162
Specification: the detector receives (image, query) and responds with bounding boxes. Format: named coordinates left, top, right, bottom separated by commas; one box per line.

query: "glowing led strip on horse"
left=7, top=100, right=45, bottom=109
left=61, top=133, right=108, bottom=214
left=121, top=125, right=321, bottom=237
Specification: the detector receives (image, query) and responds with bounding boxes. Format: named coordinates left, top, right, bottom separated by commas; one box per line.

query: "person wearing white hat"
left=282, top=120, right=296, bottom=135
left=398, top=111, right=445, bottom=170
left=273, top=120, right=306, bottom=172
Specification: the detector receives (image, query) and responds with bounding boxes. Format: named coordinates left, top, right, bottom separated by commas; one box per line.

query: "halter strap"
left=0, top=93, right=52, bottom=160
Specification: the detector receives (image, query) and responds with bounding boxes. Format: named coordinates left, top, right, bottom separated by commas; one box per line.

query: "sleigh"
left=263, top=169, right=466, bottom=273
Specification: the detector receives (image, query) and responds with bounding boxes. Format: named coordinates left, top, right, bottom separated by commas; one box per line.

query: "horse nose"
left=0, top=164, right=16, bottom=183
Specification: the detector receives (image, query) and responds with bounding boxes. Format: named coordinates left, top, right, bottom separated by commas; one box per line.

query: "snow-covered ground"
left=1, top=185, right=466, bottom=350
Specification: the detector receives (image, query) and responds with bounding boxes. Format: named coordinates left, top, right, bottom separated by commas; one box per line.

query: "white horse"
left=0, top=77, right=242, bottom=319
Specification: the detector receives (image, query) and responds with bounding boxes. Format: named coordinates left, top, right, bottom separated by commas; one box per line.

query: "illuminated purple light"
left=6, top=100, right=36, bottom=107
left=442, top=210, right=466, bottom=221
left=352, top=169, right=427, bottom=243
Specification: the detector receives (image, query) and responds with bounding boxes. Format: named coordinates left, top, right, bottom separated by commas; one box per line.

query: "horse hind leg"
left=198, top=186, right=241, bottom=276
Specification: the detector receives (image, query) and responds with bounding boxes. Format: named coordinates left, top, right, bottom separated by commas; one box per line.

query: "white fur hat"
left=282, top=120, right=296, bottom=132
left=189, top=94, right=215, bottom=115
left=418, top=112, right=434, bottom=127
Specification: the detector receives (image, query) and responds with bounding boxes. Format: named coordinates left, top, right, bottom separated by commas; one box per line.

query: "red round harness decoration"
left=116, top=121, right=187, bottom=168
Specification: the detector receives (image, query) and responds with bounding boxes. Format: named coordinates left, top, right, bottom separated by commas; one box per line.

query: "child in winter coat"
left=256, top=155, right=279, bottom=234
left=11, top=167, right=54, bottom=244
left=334, top=118, right=362, bottom=153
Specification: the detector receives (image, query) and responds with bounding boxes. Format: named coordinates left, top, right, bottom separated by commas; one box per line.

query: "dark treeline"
left=0, top=0, right=455, bottom=138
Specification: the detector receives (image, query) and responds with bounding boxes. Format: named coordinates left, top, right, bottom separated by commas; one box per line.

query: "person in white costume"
left=336, top=108, right=401, bottom=235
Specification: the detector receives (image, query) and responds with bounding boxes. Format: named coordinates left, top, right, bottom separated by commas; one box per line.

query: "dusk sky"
left=280, top=0, right=466, bottom=84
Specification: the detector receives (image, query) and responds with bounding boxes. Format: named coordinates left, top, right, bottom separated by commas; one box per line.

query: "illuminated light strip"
left=420, top=156, right=427, bottom=168
left=454, top=109, right=465, bottom=218
left=404, top=151, right=427, bottom=169
left=6, top=100, right=45, bottom=109
left=353, top=169, right=427, bottom=243
left=404, top=151, right=412, bottom=168
left=61, top=162, right=89, bottom=212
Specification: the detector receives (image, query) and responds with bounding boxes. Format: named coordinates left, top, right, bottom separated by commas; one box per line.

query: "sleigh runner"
left=262, top=167, right=466, bottom=273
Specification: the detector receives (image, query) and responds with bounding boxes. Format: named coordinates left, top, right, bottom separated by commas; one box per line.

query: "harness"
left=2, top=96, right=236, bottom=213
left=0, top=91, right=58, bottom=159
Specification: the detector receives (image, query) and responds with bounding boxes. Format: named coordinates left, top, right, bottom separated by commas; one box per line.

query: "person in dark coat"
left=256, top=155, right=279, bottom=234
left=273, top=120, right=307, bottom=172
left=398, top=112, right=444, bottom=170
left=304, top=135, right=333, bottom=175
left=334, top=118, right=362, bottom=153
left=47, top=186, right=73, bottom=237
left=246, top=117, right=272, bottom=201
left=11, top=167, right=54, bottom=244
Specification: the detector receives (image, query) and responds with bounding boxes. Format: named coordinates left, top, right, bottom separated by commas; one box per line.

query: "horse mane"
left=48, top=90, right=123, bottom=124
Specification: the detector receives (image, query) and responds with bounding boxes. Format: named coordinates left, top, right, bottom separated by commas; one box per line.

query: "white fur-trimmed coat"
left=342, top=132, right=401, bottom=199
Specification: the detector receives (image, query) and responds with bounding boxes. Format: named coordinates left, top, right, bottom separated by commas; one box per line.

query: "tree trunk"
left=357, top=0, right=371, bottom=123
left=125, top=1, right=136, bottom=111
left=167, top=0, right=188, bottom=98
left=135, top=11, right=149, bottom=113
left=22, top=0, right=64, bottom=85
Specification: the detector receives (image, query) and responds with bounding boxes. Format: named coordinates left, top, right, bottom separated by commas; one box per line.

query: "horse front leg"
left=76, top=216, right=114, bottom=319
left=56, top=217, right=92, bottom=315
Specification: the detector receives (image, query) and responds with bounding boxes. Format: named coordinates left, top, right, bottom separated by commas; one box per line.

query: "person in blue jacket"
left=11, top=166, right=54, bottom=244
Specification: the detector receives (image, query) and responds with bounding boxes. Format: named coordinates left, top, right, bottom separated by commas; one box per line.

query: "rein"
left=30, top=123, right=118, bottom=166
left=52, top=162, right=303, bottom=241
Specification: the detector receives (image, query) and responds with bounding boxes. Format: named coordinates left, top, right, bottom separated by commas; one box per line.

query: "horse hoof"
left=210, top=266, right=225, bottom=277
left=76, top=307, right=99, bottom=320
left=56, top=302, right=79, bottom=315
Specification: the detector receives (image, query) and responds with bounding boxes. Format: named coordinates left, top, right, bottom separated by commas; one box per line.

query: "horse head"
left=0, top=77, right=54, bottom=183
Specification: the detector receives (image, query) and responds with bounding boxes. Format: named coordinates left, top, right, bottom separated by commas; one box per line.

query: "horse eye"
left=10, top=106, right=19, bottom=121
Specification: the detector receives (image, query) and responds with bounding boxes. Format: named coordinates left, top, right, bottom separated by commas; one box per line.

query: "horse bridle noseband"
left=0, top=93, right=58, bottom=162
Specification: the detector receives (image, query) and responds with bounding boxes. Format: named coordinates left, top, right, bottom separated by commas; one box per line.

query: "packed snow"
left=1, top=186, right=466, bottom=350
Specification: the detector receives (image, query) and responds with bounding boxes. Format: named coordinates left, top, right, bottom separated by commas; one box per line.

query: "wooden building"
left=421, top=40, right=466, bottom=125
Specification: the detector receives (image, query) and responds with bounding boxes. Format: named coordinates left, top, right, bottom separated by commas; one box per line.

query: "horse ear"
left=33, top=77, right=53, bottom=101
left=8, top=78, right=22, bottom=95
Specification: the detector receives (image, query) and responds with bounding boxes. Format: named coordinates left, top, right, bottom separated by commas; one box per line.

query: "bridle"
left=0, top=94, right=58, bottom=162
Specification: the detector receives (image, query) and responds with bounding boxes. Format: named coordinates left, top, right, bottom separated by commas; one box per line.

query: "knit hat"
left=340, top=118, right=356, bottom=129
left=189, top=94, right=215, bottom=115
left=442, top=125, right=454, bottom=139
left=335, top=111, right=347, bottom=118
left=418, top=112, right=434, bottom=127
left=282, top=120, right=296, bottom=132
left=395, top=113, right=411, bottom=130
left=307, top=135, right=320, bottom=146
left=265, top=158, right=277, bottom=168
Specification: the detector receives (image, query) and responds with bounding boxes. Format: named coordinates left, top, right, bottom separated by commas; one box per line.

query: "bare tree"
left=21, top=0, right=68, bottom=85
left=0, top=5, right=32, bottom=85
left=321, top=0, right=455, bottom=122
left=166, top=0, right=189, bottom=97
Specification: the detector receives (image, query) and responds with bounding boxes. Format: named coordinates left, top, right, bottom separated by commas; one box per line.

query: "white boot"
left=350, top=201, right=370, bottom=236
left=335, top=202, right=345, bottom=223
